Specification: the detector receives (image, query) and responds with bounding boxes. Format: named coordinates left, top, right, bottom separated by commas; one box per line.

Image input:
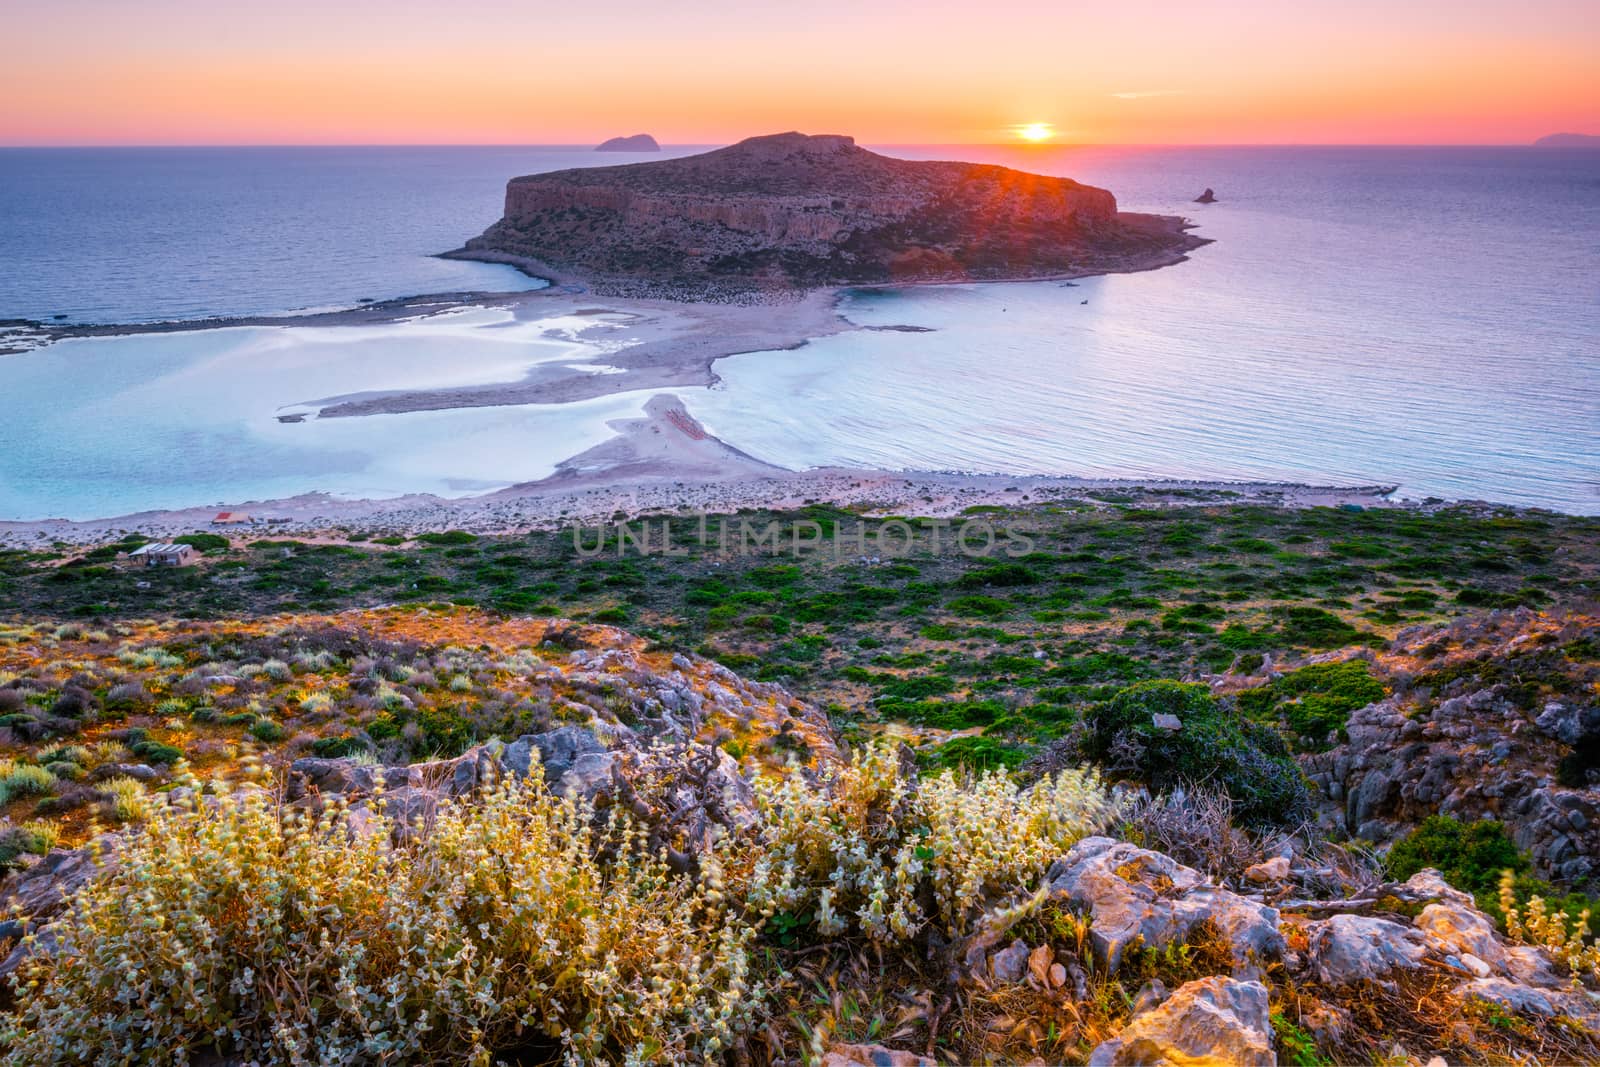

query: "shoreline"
left=4, top=219, right=1547, bottom=536
left=0, top=392, right=1417, bottom=547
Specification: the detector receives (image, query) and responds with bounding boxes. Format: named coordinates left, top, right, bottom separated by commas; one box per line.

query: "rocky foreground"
left=453, top=132, right=1207, bottom=299
left=0, top=611, right=1595, bottom=1063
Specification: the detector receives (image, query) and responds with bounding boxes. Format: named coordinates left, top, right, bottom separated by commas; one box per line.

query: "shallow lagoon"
left=0, top=309, right=654, bottom=518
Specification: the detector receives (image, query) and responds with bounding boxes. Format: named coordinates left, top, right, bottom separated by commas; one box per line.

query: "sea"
left=0, top=144, right=1596, bottom=520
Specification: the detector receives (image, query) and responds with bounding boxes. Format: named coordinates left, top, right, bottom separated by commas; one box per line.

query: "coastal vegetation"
left=0, top=497, right=1595, bottom=1062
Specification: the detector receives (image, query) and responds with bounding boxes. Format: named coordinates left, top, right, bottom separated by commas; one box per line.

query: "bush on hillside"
left=1080, top=680, right=1310, bottom=825
left=749, top=741, right=1118, bottom=940
left=2, top=773, right=761, bottom=1064
left=2, top=741, right=1120, bottom=1063
left=1384, top=815, right=1526, bottom=894
left=1238, top=659, right=1387, bottom=751
left=1385, top=815, right=1598, bottom=940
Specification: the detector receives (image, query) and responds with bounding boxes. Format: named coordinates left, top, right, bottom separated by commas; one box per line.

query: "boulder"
left=1244, top=856, right=1291, bottom=884
left=989, top=939, right=1030, bottom=984
left=1087, top=976, right=1274, bottom=1066
left=1457, top=977, right=1600, bottom=1027
left=0, top=837, right=119, bottom=979
left=286, top=757, right=384, bottom=799
left=1047, top=837, right=1284, bottom=974
left=1304, top=915, right=1427, bottom=985
left=90, top=762, right=160, bottom=783
left=1535, top=701, right=1599, bottom=746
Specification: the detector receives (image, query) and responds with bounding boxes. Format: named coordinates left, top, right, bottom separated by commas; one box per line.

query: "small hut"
left=128, top=542, right=199, bottom=567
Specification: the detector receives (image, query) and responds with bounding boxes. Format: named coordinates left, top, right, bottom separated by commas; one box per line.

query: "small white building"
left=128, top=542, right=199, bottom=567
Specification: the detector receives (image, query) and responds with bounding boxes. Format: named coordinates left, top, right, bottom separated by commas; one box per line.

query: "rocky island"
left=450, top=131, right=1207, bottom=299
left=596, top=133, right=660, bottom=151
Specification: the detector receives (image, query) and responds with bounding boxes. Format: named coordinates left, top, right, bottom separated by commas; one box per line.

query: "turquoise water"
left=1, top=146, right=1596, bottom=518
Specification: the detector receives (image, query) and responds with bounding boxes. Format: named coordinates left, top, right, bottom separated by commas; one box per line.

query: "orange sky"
left=3, top=0, right=1596, bottom=145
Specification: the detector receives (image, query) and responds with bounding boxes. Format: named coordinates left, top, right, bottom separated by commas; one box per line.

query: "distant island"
left=1533, top=132, right=1600, bottom=146
left=595, top=133, right=660, bottom=151
left=450, top=131, right=1207, bottom=299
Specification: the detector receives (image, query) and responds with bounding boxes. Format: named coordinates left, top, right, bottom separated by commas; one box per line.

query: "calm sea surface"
left=0, top=145, right=1596, bottom=518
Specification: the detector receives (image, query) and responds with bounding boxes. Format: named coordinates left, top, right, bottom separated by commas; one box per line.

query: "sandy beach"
left=0, top=389, right=1404, bottom=548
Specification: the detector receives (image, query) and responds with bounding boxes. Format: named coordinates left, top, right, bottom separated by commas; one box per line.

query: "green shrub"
left=174, top=533, right=230, bottom=553
left=954, top=563, right=1038, bottom=589
left=946, top=595, right=1011, bottom=618
left=0, top=763, right=57, bottom=802
left=1081, top=681, right=1309, bottom=825
left=310, top=735, right=367, bottom=759
left=919, top=623, right=963, bottom=640
left=1384, top=816, right=1526, bottom=894
left=248, top=720, right=286, bottom=743
left=415, top=530, right=477, bottom=546
left=1456, top=586, right=1548, bottom=609
left=918, top=736, right=1029, bottom=773
left=877, top=675, right=954, bottom=701
left=131, top=740, right=183, bottom=765
left=1238, top=659, right=1386, bottom=750
left=894, top=699, right=1005, bottom=730
left=1386, top=816, right=1599, bottom=940
left=1272, top=607, right=1367, bottom=648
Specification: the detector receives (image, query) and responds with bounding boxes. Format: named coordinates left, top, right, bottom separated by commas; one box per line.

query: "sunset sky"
left=4, top=0, right=1597, bottom=146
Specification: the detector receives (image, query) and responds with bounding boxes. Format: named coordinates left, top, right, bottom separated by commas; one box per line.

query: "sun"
left=1014, top=122, right=1055, bottom=142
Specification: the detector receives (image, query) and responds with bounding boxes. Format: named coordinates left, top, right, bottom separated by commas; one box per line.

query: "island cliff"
left=451, top=132, right=1207, bottom=299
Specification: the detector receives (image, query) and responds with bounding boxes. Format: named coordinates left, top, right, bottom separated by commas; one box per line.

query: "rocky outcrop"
left=1194, top=187, right=1217, bottom=203
left=456, top=131, right=1207, bottom=298
left=1046, top=836, right=1285, bottom=975
left=1300, top=611, right=1600, bottom=885
left=1087, top=976, right=1275, bottom=1066
left=1303, top=914, right=1430, bottom=986
left=596, top=133, right=660, bottom=151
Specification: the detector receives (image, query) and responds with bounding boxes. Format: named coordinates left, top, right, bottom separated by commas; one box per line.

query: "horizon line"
left=0, top=140, right=1584, bottom=150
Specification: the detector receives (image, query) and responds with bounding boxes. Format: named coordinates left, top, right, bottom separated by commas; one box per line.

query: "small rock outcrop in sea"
left=454, top=131, right=1209, bottom=299
left=595, top=133, right=660, bottom=152
left=1533, top=132, right=1600, bottom=147
left=1194, top=187, right=1217, bottom=203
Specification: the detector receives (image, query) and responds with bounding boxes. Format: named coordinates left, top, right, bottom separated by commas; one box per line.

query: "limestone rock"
left=1299, top=612, right=1600, bottom=884
left=1087, top=976, right=1275, bottom=1066
left=1457, top=977, right=1600, bottom=1027
left=1305, top=914, right=1427, bottom=985
left=1047, top=837, right=1284, bottom=974
left=989, top=939, right=1030, bottom=984
left=1244, top=856, right=1291, bottom=884
left=89, top=762, right=160, bottom=783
